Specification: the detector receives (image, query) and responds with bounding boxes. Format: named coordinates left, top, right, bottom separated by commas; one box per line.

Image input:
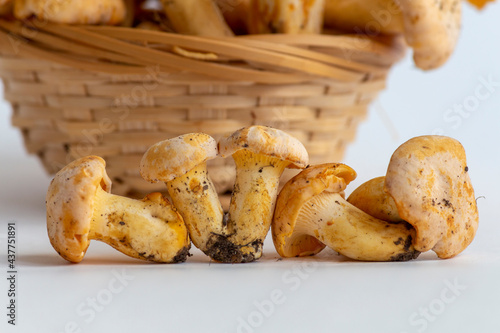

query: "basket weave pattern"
left=0, top=20, right=405, bottom=196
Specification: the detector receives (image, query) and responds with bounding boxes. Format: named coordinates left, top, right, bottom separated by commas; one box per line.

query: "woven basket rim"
left=0, top=19, right=404, bottom=198
left=0, top=19, right=406, bottom=84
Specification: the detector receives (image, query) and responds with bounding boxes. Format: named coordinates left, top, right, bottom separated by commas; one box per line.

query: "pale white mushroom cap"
left=399, top=0, right=462, bottom=70
left=385, top=135, right=478, bottom=258
left=218, top=126, right=309, bottom=169
left=140, top=133, right=218, bottom=183
left=46, top=156, right=112, bottom=263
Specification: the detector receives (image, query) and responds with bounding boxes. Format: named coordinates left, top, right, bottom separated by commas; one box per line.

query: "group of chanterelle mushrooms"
left=46, top=126, right=479, bottom=264
left=0, top=0, right=495, bottom=70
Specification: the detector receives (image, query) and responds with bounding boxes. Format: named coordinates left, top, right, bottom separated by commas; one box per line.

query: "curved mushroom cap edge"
left=272, top=163, right=357, bottom=257
left=46, top=156, right=111, bottom=263
left=218, top=126, right=309, bottom=169
left=140, top=133, right=218, bottom=183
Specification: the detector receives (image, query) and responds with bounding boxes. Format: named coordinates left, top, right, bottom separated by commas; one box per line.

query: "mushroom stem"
left=296, top=192, right=420, bottom=261
left=165, top=163, right=224, bottom=254
left=220, top=151, right=288, bottom=262
left=89, top=189, right=190, bottom=263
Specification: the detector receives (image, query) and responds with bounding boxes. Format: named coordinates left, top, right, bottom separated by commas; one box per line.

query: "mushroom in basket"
left=323, top=0, right=462, bottom=70
left=249, top=0, right=326, bottom=34
left=46, top=156, right=190, bottom=263
left=466, top=0, right=496, bottom=9
left=13, top=0, right=127, bottom=24
left=0, top=0, right=12, bottom=17
left=160, top=0, right=234, bottom=37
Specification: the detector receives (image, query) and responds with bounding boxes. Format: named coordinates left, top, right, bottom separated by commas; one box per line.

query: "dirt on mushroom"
left=46, top=156, right=190, bottom=264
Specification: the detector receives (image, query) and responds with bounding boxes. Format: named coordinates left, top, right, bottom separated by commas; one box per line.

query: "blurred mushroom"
left=140, top=133, right=225, bottom=259
left=272, top=163, right=421, bottom=261
left=46, top=156, right=190, bottom=263
left=122, top=0, right=146, bottom=27
left=249, top=0, right=326, bottom=34
left=347, top=136, right=479, bottom=258
left=323, top=0, right=461, bottom=70
left=466, top=0, right=495, bottom=9
left=0, top=0, right=12, bottom=17
left=218, top=126, right=309, bottom=262
left=324, top=0, right=403, bottom=35
left=14, top=0, right=127, bottom=25
left=159, top=0, right=234, bottom=36
left=216, top=0, right=250, bottom=34
left=398, top=0, right=462, bottom=70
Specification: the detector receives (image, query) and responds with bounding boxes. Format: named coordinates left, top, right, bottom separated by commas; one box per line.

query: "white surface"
left=1, top=5, right=500, bottom=333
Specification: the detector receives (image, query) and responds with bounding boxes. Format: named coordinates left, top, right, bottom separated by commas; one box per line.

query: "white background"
left=1, top=4, right=500, bottom=333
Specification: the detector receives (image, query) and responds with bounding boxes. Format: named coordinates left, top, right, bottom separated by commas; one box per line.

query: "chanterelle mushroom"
left=46, top=156, right=190, bottom=263
left=160, top=0, right=234, bottom=36
left=398, top=0, right=462, bottom=70
left=217, top=126, right=309, bottom=262
left=467, top=0, right=495, bottom=9
left=0, top=0, right=12, bottom=16
left=347, top=177, right=404, bottom=223
left=14, top=0, right=126, bottom=25
left=249, top=0, right=326, bottom=34
left=272, top=163, right=421, bottom=261
left=140, top=133, right=225, bottom=259
left=322, top=0, right=461, bottom=70
left=348, top=136, right=479, bottom=259
left=324, top=0, right=404, bottom=35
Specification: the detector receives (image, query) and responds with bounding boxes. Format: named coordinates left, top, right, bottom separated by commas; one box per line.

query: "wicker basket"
left=0, top=19, right=405, bottom=197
